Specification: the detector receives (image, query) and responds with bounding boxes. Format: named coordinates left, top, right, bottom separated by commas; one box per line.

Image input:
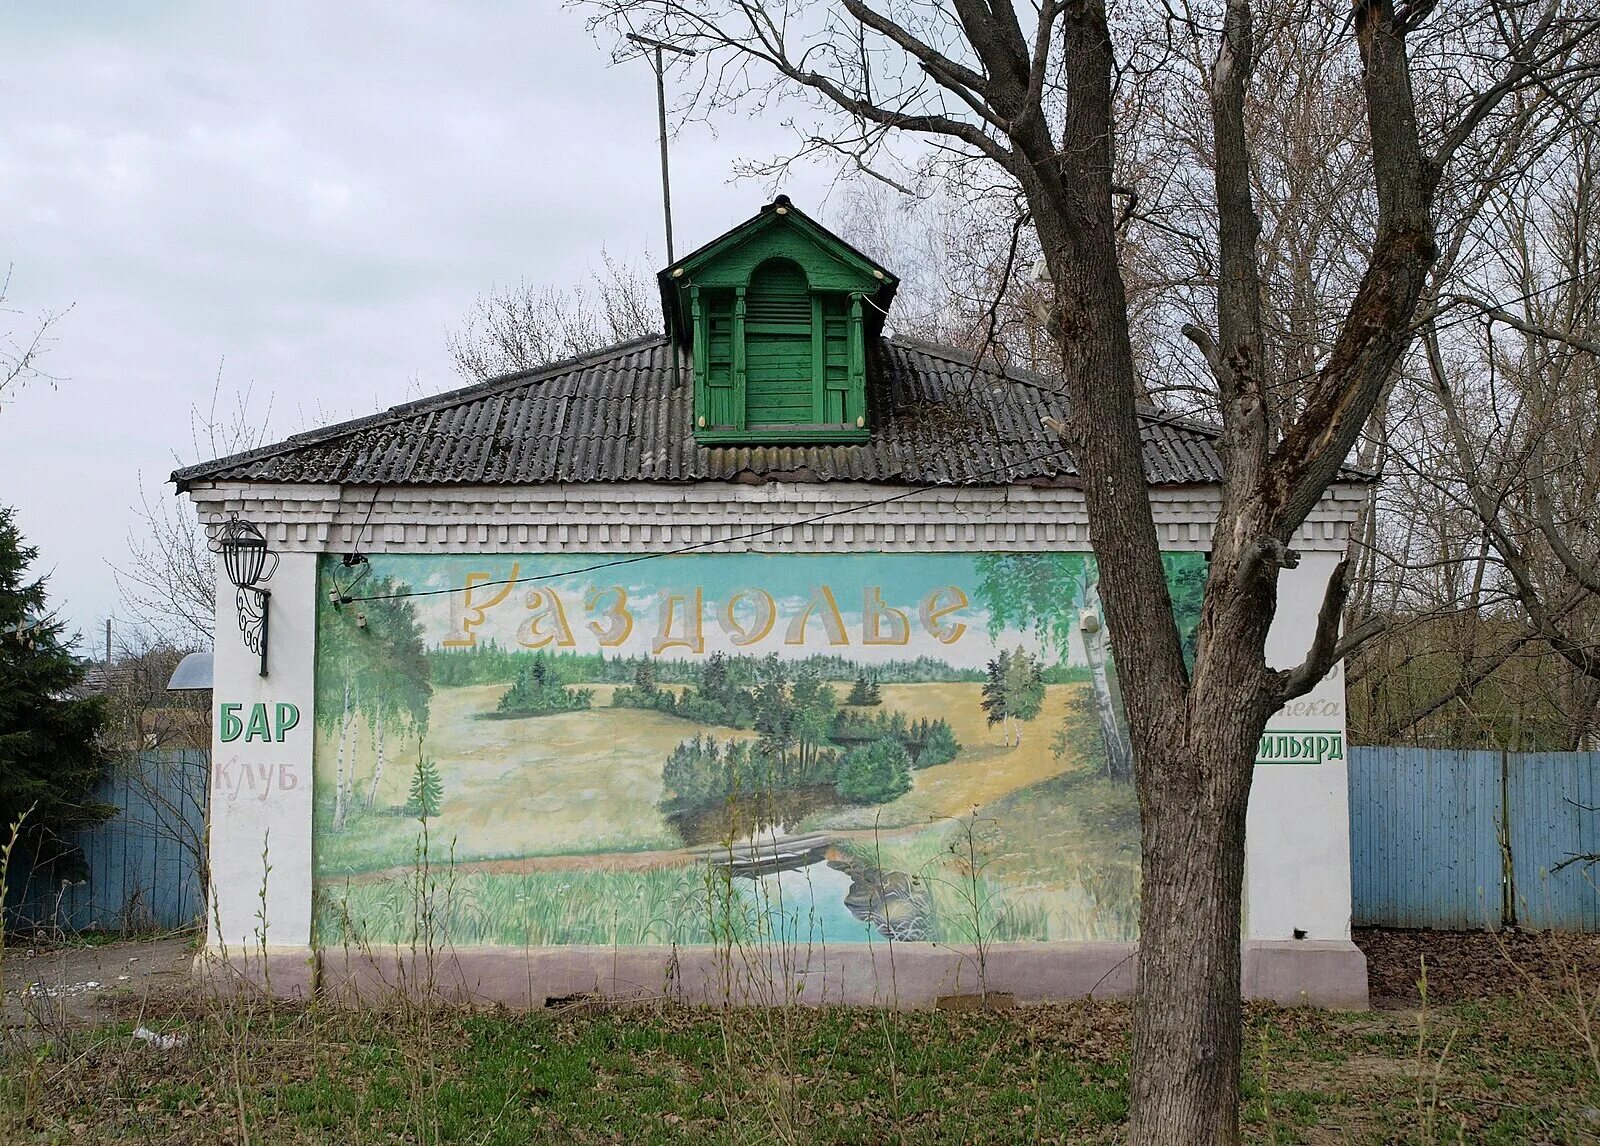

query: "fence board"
left=2, top=750, right=209, bottom=934
left=1351, top=747, right=1600, bottom=931
left=1509, top=752, right=1600, bottom=931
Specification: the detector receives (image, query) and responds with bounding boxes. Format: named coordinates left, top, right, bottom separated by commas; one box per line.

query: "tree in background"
left=1347, top=122, right=1600, bottom=749
left=632, top=657, right=660, bottom=701
left=355, top=582, right=433, bottom=809
left=447, top=252, right=658, bottom=381
left=788, top=664, right=839, bottom=776
left=120, top=371, right=271, bottom=648
left=980, top=650, right=1012, bottom=742
left=752, top=653, right=795, bottom=777
left=909, top=717, right=960, bottom=768
left=496, top=653, right=593, bottom=716
left=982, top=647, right=1045, bottom=748
left=1002, top=648, right=1045, bottom=748
left=404, top=751, right=443, bottom=821
left=0, top=265, right=69, bottom=407
left=845, top=673, right=881, bottom=706
left=975, top=553, right=1139, bottom=769
left=0, top=506, right=112, bottom=875
left=313, top=571, right=435, bottom=826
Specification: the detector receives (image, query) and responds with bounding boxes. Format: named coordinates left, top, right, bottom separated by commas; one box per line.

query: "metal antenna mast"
left=626, top=32, right=695, bottom=263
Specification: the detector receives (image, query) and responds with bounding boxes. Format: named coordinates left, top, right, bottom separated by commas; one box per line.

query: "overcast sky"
left=0, top=1, right=840, bottom=645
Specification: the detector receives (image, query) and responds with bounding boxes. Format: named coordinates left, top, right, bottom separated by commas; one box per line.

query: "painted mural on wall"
left=311, top=552, right=1207, bottom=949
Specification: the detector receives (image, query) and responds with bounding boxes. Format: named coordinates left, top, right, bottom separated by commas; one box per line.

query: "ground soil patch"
left=1356, top=925, right=1600, bottom=1007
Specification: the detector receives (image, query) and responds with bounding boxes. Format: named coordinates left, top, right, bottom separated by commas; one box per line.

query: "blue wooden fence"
left=2, top=749, right=209, bottom=934
left=1350, top=747, right=1600, bottom=931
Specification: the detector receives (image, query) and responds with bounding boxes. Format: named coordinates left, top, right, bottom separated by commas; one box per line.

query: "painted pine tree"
left=981, top=649, right=1012, bottom=745
left=405, top=752, right=443, bottom=820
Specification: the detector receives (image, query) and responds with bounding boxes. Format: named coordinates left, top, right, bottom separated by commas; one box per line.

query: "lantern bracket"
left=207, top=513, right=278, bottom=677
left=236, top=585, right=271, bottom=677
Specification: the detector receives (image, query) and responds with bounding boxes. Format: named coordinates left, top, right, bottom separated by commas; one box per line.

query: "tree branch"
left=1273, top=556, right=1380, bottom=703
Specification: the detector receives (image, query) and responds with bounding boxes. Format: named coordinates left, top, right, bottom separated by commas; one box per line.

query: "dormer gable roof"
left=658, top=195, right=898, bottom=347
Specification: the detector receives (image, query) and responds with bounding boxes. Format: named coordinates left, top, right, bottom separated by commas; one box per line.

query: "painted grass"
left=314, top=684, right=692, bottom=876
left=828, top=767, right=1140, bottom=944
left=832, top=825, right=1050, bottom=944
left=316, top=681, right=1138, bottom=946
left=316, top=864, right=762, bottom=948
left=976, top=769, right=1141, bottom=942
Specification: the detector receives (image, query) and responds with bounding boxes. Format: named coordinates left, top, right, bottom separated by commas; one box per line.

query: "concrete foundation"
left=200, top=939, right=1368, bottom=1010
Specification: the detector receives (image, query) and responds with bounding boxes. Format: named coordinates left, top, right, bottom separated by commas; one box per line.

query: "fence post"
left=1498, top=747, right=1516, bottom=929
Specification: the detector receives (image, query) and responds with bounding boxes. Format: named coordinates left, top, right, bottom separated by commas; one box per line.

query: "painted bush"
left=311, top=551, right=1206, bottom=949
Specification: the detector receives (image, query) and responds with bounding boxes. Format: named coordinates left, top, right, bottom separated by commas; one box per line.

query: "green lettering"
left=219, top=703, right=243, bottom=743
left=244, top=703, right=272, bottom=742
left=274, top=702, right=300, bottom=741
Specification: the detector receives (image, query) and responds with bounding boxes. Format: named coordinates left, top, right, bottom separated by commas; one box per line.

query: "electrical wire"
left=340, top=442, right=1076, bottom=604
left=339, top=270, right=1594, bottom=606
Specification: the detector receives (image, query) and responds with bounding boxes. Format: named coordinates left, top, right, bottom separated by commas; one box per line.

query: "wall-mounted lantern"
left=212, top=514, right=278, bottom=677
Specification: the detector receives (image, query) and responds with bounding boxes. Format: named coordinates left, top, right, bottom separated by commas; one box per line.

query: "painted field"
left=315, top=684, right=698, bottom=877
left=807, top=681, right=1090, bottom=830
left=317, top=678, right=1094, bottom=878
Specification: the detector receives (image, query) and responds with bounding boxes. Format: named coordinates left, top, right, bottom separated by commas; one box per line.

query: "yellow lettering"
left=919, top=585, right=969, bottom=645
left=517, top=587, right=577, bottom=648
left=720, top=587, right=776, bottom=647
left=586, top=586, right=634, bottom=648
left=653, top=588, right=705, bottom=654
left=442, top=566, right=520, bottom=648
left=861, top=586, right=910, bottom=645
left=784, top=585, right=850, bottom=647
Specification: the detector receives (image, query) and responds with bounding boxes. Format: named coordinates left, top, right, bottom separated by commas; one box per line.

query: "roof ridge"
left=172, top=334, right=670, bottom=487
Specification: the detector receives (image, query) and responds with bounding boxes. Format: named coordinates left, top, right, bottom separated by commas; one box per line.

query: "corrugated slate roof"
left=172, top=334, right=1247, bottom=491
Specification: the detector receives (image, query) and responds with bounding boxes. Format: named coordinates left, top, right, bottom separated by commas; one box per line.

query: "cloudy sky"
left=0, top=1, right=842, bottom=643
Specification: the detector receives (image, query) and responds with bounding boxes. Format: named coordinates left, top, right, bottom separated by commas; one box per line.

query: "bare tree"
left=582, top=1, right=1600, bottom=1138
left=1345, top=92, right=1600, bottom=750
left=0, top=265, right=70, bottom=405
left=447, top=251, right=659, bottom=381
left=117, top=366, right=271, bottom=647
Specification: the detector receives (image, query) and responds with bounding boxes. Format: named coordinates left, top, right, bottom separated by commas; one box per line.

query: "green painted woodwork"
left=661, top=199, right=896, bottom=445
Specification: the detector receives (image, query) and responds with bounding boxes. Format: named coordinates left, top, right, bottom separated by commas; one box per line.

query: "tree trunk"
left=333, top=681, right=351, bottom=830
left=1128, top=718, right=1260, bottom=1143
left=1081, top=600, right=1132, bottom=780
left=366, top=714, right=385, bottom=810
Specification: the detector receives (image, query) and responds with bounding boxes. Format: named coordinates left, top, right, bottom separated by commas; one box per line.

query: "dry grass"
left=4, top=970, right=1599, bottom=1144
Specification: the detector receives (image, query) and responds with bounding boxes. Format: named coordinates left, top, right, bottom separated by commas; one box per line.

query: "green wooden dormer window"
left=660, top=196, right=898, bottom=446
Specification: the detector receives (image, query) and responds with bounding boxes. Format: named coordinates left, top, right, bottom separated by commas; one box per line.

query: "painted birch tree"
left=976, top=553, right=1134, bottom=767
left=314, top=570, right=432, bottom=828
left=355, top=581, right=432, bottom=810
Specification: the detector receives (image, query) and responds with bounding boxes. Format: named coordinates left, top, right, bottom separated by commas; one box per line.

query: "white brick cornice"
left=184, top=480, right=1367, bottom=555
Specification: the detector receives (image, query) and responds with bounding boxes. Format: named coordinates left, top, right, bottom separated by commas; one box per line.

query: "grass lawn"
left=4, top=965, right=1597, bottom=1143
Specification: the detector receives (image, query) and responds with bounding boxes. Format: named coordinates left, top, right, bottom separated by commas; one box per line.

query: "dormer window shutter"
left=745, top=259, right=814, bottom=428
